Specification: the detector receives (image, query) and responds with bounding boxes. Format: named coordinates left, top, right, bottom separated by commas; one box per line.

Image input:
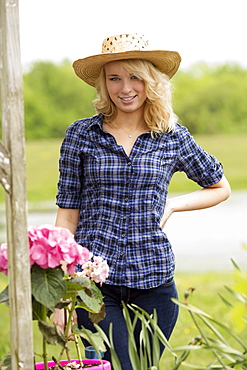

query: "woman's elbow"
left=207, top=175, right=231, bottom=203
left=218, top=175, right=231, bottom=201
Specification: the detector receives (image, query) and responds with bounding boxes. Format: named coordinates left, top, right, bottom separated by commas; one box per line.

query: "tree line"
left=1, top=59, right=247, bottom=139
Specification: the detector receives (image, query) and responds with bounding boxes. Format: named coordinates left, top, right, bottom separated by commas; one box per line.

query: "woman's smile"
left=119, top=95, right=137, bottom=103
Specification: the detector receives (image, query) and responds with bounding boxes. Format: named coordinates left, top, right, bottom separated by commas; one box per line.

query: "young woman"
left=55, top=33, right=231, bottom=369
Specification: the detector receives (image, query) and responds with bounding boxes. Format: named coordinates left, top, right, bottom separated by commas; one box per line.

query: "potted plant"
left=0, top=224, right=111, bottom=370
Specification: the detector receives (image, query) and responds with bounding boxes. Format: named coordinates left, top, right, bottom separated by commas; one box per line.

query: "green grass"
left=169, top=134, right=247, bottom=193
left=0, top=138, right=61, bottom=205
left=1, top=271, right=246, bottom=368
left=160, top=272, right=246, bottom=368
left=0, top=134, right=246, bottom=204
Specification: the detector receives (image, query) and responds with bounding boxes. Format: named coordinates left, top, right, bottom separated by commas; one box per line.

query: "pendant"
left=128, top=134, right=132, bottom=138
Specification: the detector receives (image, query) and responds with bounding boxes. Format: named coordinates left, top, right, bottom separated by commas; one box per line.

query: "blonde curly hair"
left=93, top=59, right=178, bottom=134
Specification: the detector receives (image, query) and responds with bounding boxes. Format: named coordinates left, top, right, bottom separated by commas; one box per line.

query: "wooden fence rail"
left=0, top=0, right=34, bottom=369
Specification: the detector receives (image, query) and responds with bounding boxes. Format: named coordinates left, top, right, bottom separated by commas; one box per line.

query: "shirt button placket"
left=120, top=159, right=132, bottom=254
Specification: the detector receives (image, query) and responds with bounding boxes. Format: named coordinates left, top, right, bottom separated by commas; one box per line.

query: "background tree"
left=23, top=60, right=96, bottom=139
left=2, top=60, right=246, bottom=139
left=173, top=62, right=247, bottom=134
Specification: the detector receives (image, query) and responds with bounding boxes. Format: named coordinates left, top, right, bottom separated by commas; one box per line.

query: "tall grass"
left=0, top=134, right=246, bottom=204
left=0, top=271, right=238, bottom=366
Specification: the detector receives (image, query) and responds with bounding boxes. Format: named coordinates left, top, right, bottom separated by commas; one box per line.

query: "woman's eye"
left=109, top=77, right=120, bottom=81
left=131, top=75, right=141, bottom=80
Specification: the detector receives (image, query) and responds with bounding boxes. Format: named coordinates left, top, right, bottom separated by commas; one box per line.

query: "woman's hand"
left=160, top=199, right=174, bottom=229
left=160, top=175, right=231, bottom=230
left=54, top=208, right=80, bottom=340
left=53, top=307, right=78, bottom=341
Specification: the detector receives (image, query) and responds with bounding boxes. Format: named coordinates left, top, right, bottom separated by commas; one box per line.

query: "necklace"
left=115, top=122, right=139, bottom=138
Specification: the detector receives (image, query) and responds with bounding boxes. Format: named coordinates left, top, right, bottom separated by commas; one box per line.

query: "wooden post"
left=0, top=0, right=34, bottom=369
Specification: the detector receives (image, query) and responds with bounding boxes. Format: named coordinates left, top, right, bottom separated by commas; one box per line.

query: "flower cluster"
left=77, top=254, right=110, bottom=286
left=0, top=224, right=110, bottom=368
left=0, top=243, right=8, bottom=275
left=0, top=225, right=109, bottom=284
left=28, top=225, right=90, bottom=274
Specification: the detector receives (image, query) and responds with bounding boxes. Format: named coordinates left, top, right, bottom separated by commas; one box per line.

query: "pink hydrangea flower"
left=0, top=225, right=109, bottom=280
left=0, top=243, right=8, bottom=276
left=28, top=224, right=90, bottom=273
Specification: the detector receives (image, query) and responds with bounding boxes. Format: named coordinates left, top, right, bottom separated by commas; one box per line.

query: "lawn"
left=1, top=271, right=246, bottom=368
left=0, top=134, right=246, bottom=204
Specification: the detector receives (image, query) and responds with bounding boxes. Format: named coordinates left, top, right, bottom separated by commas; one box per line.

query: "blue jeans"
left=76, top=281, right=179, bottom=370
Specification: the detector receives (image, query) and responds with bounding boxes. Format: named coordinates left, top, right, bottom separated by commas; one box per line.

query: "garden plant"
left=0, top=224, right=110, bottom=370
left=94, top=250, right=247, bottom=369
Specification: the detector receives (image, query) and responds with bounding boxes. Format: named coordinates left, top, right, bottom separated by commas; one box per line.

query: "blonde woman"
left=55, top=34, right=231, bottom=369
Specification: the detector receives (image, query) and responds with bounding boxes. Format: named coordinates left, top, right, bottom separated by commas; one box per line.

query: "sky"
left=19, top=0, right=247, bottom=71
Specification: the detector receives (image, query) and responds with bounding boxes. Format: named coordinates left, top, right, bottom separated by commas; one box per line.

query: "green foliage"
left=100, top=257, right=247, bottom=369
left=0, top=263, right=106, bottom=369
left=173, top=62, right=247, bottom=135
left=2, top=60, right=247, bottom=139
left=23, top=60, right=96, bottom=139
left=31, top=265, right=67, bottom=313
left=137, top=256, right=247, bottom=369
left=0, top=272, right=237, bottom=366
left=122, top=304, right=176, bottom=370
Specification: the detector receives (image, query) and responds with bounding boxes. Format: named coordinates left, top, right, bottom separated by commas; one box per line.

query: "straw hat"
left=73, top=33, right=181, bottom=86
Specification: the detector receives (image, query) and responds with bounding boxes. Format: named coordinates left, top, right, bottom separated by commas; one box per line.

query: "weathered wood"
left=0, top=0, right=34, bottom=369
left=0, top=141, right=11, bottom=193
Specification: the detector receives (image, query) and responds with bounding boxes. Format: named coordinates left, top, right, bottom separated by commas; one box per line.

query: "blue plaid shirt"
left=56, top=114, right=223, bottom=289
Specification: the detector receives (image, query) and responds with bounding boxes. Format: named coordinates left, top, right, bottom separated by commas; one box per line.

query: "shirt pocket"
left=80, top=145, right=100, bottom=185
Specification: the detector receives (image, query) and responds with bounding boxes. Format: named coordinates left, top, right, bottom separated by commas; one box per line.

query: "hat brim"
left=73, top=50, right=181, bottom=86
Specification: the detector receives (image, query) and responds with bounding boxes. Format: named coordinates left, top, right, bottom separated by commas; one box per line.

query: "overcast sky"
left=19, top=0, right=247, bottom=70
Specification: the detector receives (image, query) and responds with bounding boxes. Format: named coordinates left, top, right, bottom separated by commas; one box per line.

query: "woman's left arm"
left=160, top=175, right=231, bottom=228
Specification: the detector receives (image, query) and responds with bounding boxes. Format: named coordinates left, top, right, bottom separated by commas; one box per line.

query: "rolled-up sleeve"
left=56, top=122, right=82, bottom=208
left=175, top=126, right=224, bottom=187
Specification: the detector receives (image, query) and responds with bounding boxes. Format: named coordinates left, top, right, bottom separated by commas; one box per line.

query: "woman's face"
left=104, top=61, right=146, bottom=115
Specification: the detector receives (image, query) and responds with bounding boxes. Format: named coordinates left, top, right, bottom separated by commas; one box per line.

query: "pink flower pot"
left=35, top=359, right=111, bottom=369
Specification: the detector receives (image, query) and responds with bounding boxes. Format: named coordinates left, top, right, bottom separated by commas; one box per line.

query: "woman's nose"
left=121, top=79, right=132, bottom=94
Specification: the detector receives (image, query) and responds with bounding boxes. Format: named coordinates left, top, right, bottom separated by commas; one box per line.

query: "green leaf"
left=0, top=353, right=11, bottom=370
left=32, top=297, right=44, bottom=321
left=94, top=323, right=122, bottom=370
left=128, top=304, right=177, bottom=357
left=218, top=293, right=233, bottom=308
left=55, top=300, right=72, bottom=309
left=89, top=304, right=106, bottom=324
left=72, top=325, right=106, bottom=353
left=205, top=340, right=244, bottom=357
left=231, top=258, right=241, bottom=271
left=224, top=285, right=246, bottom=303
left=31, top=264, right=66, bottom=312
left=0, top=286, right=9, bottom=306
left=172, top=345, right=204, bottom=352
left=171, top=298, right=212, bottom=318
left=77, top=289, right=102, bottom=314
left=64, top=282, right=84, bottom=296
left=38, top=320, right=67, bottom=348
left=176, top=362, right=214, bottom=369
left=90, top=281, right=104, bottom=301
left=65, top=276, right=91, bottom=291
left=198, top=315, right=229, bottom=346
left=122, top=304, right=140, bottom=370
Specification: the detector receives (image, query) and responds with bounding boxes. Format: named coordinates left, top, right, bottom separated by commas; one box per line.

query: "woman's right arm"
left=55, top=207, right=80, bottom=235
left=53, top=207, right=80, bottom=333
